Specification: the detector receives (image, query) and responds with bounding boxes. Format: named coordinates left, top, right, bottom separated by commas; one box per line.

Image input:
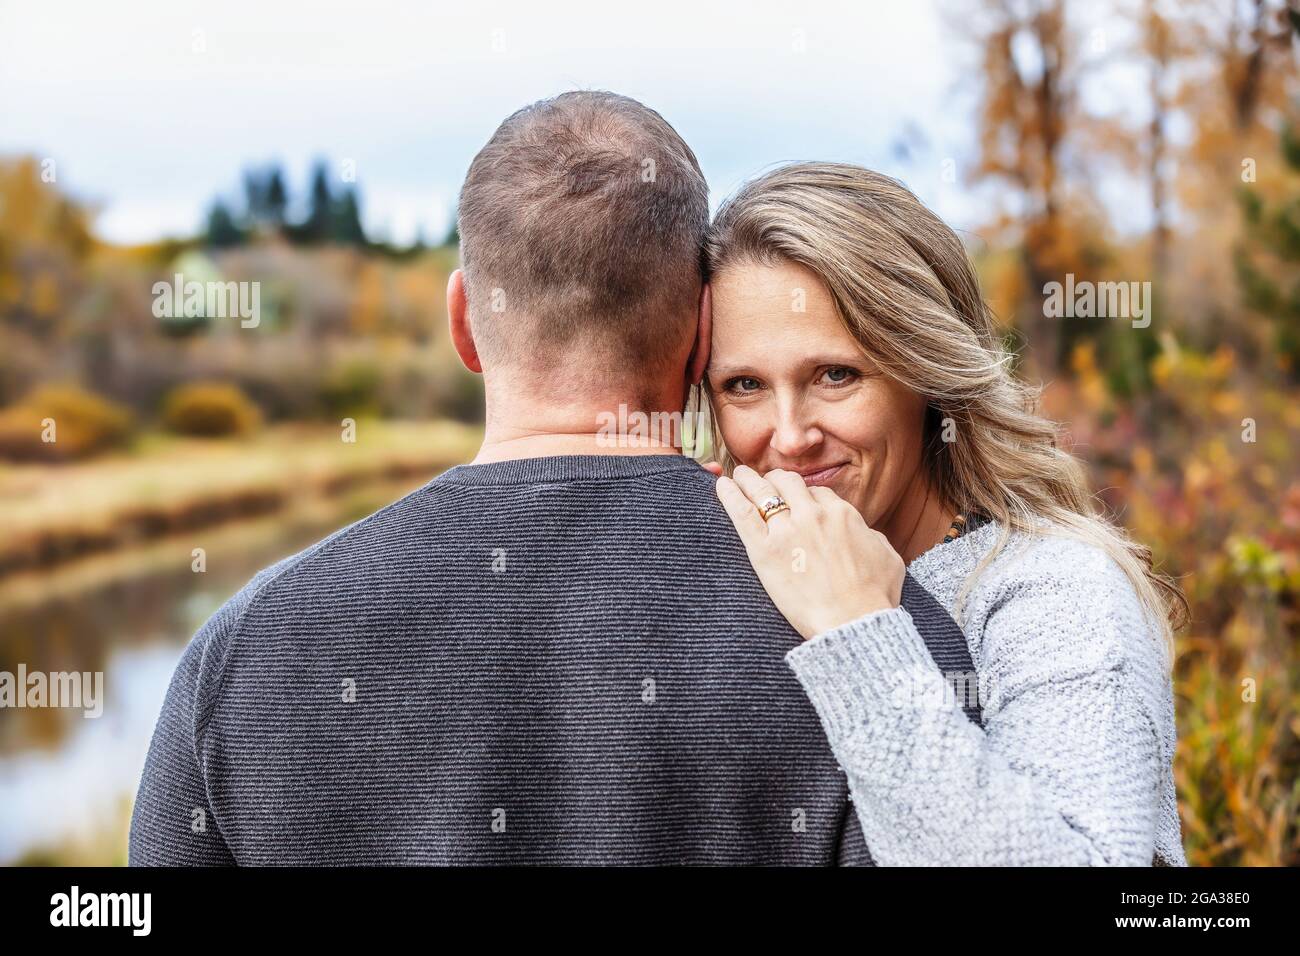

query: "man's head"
left=449, top=91, right=710, bottom=402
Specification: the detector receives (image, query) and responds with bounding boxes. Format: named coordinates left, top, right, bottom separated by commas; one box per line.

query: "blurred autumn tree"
left=960, top=0, right=1300, bottom=865
left=965, top=0, right=1085, bottom=372
left=1235, top=119, right=1300, bottom=378
left=1169, top=0, right=1298, bottom=358
left=962, top=0, right=1300, bottom=382
left=0, top=157, right=96, bottom=404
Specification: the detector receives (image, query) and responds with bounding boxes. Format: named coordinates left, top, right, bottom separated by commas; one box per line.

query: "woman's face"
left=707, top=259, right=930, bottom=530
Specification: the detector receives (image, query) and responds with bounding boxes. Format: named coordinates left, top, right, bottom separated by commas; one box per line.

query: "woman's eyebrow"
left=804, top=354, right=869, bottom=367
left=710, top=355, right=867, bottom=378
left=706, top=364, right=754, bottom=379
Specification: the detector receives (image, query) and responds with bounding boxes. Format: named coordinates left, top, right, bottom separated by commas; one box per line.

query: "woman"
left=698, top=162, right=1189, bottom=866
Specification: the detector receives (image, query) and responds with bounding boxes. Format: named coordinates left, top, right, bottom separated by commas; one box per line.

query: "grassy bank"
left=0, top=419, right=482, bottom=578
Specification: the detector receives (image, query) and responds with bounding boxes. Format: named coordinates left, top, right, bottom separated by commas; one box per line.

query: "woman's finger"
left=732, top=465, right=783, bottom=510
left=715, top=475, right=769, bottom=542
left=808, top=485, right=856, bottom=516
left=764, top=469, right=815, bottom=512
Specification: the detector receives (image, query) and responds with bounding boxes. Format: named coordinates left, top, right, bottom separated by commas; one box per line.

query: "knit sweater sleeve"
left=128, top=604, right=238, bottom=865
left=129, top=519, right=371, bottom=865
left=785, top=550, right=1167, bottom=866
left=127, top=551, right=300, bottom=864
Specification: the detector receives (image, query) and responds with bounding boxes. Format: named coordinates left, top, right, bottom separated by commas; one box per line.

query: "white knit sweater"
left=785, top=518, right=1188, bottom=866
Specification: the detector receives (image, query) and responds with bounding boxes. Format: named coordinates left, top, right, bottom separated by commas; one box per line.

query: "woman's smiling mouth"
left=793, top=463, right=849, bottom=486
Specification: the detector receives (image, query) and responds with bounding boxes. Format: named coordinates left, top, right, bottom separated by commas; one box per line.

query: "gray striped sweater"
left=128, top=452, right=978, bottom=865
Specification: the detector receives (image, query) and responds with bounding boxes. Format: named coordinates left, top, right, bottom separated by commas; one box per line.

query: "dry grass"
left=0, top=419, right=481, bottom=577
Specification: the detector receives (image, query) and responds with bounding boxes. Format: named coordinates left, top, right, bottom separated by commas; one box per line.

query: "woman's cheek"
left=823, top=396, right=883, bottom=452
left=716, top=403, right=768, bottom=463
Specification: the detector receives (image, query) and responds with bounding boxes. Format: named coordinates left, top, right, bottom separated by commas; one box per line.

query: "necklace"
left=946, top=515, right=982, bottom=546
left=941, top=513, right=971, bottom=544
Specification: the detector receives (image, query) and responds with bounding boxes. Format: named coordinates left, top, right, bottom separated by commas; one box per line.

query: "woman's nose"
left=768, top=401, right=822, bottom=459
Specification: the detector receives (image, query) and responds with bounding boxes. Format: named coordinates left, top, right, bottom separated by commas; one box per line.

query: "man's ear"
left=686, top=282, right=712, bottom=387
left=447, top=269, right=482, bottom=374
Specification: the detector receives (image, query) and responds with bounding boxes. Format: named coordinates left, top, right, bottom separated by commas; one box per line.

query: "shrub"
left=0, top=384, right=133, bottom=461
left=162, top=381, right=262, bottom=437
left=319, top=359, right=381, bottom=418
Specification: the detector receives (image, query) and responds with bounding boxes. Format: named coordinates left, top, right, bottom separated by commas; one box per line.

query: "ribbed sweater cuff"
left=784, top=606, right=939, bottom=743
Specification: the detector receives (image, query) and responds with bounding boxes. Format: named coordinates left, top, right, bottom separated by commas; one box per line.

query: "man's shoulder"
left=182, top=483, right=431, bottom=721
left=427, top=455, right=749, bottom=553
left=243, top=482, right=429, bottom=597
left=180, top=461, right=798, bottom=734
left=227, top=461, right=741, bottom=604
left=192, top=461, right=774, bottom=661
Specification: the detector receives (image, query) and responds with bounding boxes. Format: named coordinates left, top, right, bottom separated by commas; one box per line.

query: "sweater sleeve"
left=128, top=526, right=359, bottom=865
left=129, top=554, right=294, bottom=865
left=785, top=584, right=1166, bottom=866
left=127, top=622, right=236, bottom=865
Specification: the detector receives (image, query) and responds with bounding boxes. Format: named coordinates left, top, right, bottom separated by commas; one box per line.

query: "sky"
left=0, top=0, right=1148, bottom=245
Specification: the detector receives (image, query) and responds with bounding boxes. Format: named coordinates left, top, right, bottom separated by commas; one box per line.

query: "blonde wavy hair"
left=696, top=162, right=1187, bottom=663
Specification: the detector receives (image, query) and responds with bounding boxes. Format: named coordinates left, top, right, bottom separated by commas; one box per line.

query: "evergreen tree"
left=301, top=161, right=334, bottom=243
left=332, top=187, right=367, bottom=245
left=205, top=199, right=245, bottom=247
left=242, top=168, right=268, bottom=223
left=265, top=166, right=288, bottom=227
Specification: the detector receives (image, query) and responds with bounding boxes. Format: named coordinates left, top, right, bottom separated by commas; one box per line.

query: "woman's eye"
left=724, top=376, right=763, bottom=394
left=820, top=366, right=859, bottom=386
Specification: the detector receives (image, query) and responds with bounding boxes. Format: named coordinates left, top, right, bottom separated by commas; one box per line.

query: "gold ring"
left=757, top=494, right=790, bottom=522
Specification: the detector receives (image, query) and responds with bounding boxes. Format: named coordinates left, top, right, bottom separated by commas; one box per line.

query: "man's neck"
left=471, top=367, right=699, bottom=465
left=471, top=429, right=685, bottom=465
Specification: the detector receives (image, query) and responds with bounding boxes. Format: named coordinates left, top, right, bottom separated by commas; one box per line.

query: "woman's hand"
left=715, top=465, right=905, bottom=640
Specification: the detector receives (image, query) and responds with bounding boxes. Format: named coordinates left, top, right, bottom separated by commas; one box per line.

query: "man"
left=129, top=90, right=974, bottom=864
